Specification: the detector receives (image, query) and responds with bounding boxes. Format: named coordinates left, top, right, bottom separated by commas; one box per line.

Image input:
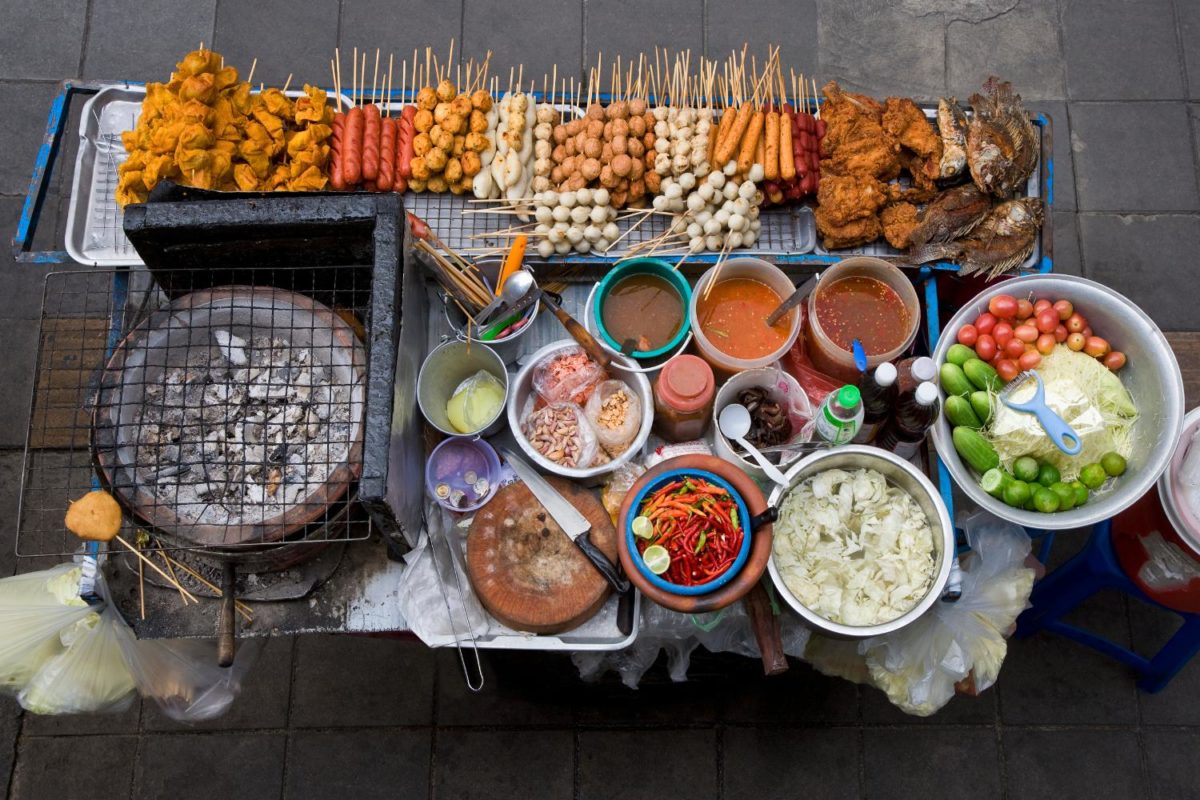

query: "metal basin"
left=766, top=446, right=955, bottom=639
left=930, top=274, right=1185, bottom=530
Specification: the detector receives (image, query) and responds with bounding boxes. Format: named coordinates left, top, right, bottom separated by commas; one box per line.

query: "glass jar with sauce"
left=653, top=355, right=715, bottom=442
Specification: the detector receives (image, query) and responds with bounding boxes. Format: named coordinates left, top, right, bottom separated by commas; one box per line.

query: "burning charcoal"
left=213, top=330, right=248, bottom=366
left=268, top=443, right=289, bottom=464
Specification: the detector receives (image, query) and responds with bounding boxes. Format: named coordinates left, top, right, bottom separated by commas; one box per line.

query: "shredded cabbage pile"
left=773, top=468, right=936, bottom=626
left=987, top=346, right=1137, bottom=481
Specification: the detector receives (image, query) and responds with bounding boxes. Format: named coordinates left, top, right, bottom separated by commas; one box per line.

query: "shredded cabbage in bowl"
left=773, top=468, right=936, bottom=626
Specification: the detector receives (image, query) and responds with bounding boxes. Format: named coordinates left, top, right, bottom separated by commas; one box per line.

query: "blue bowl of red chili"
left=625, top=469, right=752, bottom=595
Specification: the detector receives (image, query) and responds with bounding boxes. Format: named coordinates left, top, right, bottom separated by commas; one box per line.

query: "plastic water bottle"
left=853, top=362, right=898, bottom=444
left=815, top=384, right=864, bottom=446
left=877, top=381, right=940, bottom=459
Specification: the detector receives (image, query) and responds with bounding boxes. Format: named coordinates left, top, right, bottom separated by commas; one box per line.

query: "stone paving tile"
left=1070, top=102, right=1198, bottom=212
left=722, top=726, right=859, bottom=800
left=572, top=651, right=730, bottom=726
left=584, top=0, right=703, bottom=81
left=0, top=82, right=63, bottom=197
left=1128, top=596, right=1200, bottom=726
left=143, top=636, right=294, bottom=731
left=720, top=658, right=860, bottom=726
left=83, top=0, right=217, bottom=81
left=10, top=734, right=136, bottom=800
left=0, top=452, right=22, bottom=579
left=0, top=698, right=17, bottom=796
left=1178, top=0, right=1200, bottom=100
left=1051, top=211, right=1082, bottom=276
left=213, top=0, right=339, bottom=88
left=1078, top=213, right=1200, bottom=331
left=999, top=588, right=1139, bottom=726
left=136, top=732, right=286, bottom=800
left=291, top=634, right=434, bottom=728
left=1, top=196, right=64, bottom=321
left=1026, top=100, right=1076, bottom=212
left=817, top=0, right=945, bottom=99
left=864, top=727, right=1001, bottom=800
left=339, top=0, right=462, bottom=88
left=0, top=0, right=85, bottom=80
left=947, top=1, right=1065, bottom=101
left=437, top=729, right=572, bottom=799
left=1003, top=728, right=1146, bottom=800
left=579, top=729, right=717, bottom=800
left=285, top=729, right=431, bottom=800
left=1143, top=729, right=1200, bottom=800
left=21, top=698, right=141, bottom=737
left=1063, top=0, right=1184, bottom=100
left=463, top=0, right=583, bottom=93
left=435, top=649, right=574, bottom=727
left=0, top=319, right=40, bottom=450
left=707, top=0, right=817, bottom=79
left=861, top=683, right=997, bottom=725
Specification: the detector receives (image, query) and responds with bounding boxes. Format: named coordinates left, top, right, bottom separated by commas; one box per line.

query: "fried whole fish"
left=907, top=184, right=991, bottom=249
left=936, top=98, right=968, bottom=179
left=967, top=77, right=1037, bottom=198
left=907, top=197, right=1044, bottom=277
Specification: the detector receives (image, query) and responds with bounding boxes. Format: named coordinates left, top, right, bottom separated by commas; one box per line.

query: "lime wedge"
left=631, top=516, right=654, bottom=540
left=642, top=545, right=671, bottom=575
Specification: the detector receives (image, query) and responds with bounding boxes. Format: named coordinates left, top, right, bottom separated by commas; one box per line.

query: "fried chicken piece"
left=818, top=81, right=900, bottom=180
left=881, top=202, right=919, bottom=250
left=815, top=207, right=883, bottom=250
left=815, top=174, right=889, bottom=227
left=883, top=97, right=943, bottom=160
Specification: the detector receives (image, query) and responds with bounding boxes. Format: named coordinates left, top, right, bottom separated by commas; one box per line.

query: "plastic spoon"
left=477, top=270, right=533, bottom=325
left=718, top=404, right=789, bottom=485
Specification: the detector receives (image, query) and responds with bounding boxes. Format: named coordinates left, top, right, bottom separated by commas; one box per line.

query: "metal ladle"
left=477, top=270, right=534, bottom=325
left=718, top=403, right=789, bottom=486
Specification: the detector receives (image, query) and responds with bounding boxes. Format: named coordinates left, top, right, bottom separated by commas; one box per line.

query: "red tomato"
left=1035, top=308, right=1059, bottom=333
left=974, top=312, right=997, bottom=335
left=1033, top=298, right=1052, bottom=315
left=993, top=322, right=1014, bottom=346
left=974, top=334, right=997, bottom=362
left=1053, top=299, right=1074, bottom=321
left=1066, top=313, right=1087, bottom=334
left=1036, top=333, right=1057, bottom=355
left=1066, top=332, right=1086, bottom=351
left=988, top=294, right=1018, bottom=319
left=996, top=359, right=1020, bottom=382
left=1054, top=324, right=1068, bottom=343
left=1017, top=298, right=1035, bottom=320
left=1018, top=350, right=1042, bottom=370
left=1004, top=337, right=1027, bottom=359
left=1014, top=324, right=1039, bottom=343
left=1104, top=351, right=1127, bottom=371
left=1084, top=336, right=1111, bottom=357
left=1082, top=325, right=1094, bottom=339
left=957, top=324, right=979, bottom=346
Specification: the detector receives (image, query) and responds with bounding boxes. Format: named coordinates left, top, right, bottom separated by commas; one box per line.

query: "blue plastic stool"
left=1015, top=518, right=1200, bottom=693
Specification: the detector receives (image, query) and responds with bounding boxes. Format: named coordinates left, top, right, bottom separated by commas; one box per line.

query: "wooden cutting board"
left=466, top=477, right=617, bottom=634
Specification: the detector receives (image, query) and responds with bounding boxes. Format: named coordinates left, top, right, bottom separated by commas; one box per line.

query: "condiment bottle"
left=896, top=356, right=936, bottom=397
left=653, top=354, right=715, bottom=442
left=877, top=381, right=941, bottom=459
left=814, top=384, right=863, bottom=446
left=853, top=362, right=898, bottom=444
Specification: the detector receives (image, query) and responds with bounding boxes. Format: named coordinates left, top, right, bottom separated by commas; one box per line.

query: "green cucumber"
left=940, top=362, right=973, bottom=398
left=945, top=395, right=983, bottom=429
left=962, top=358, right=1001, bottom=392
left=952, top=426, right=1000, bottom=474
left=946, top=344, right=976, bottom=367
left=970, top=391, right=993, bottom=426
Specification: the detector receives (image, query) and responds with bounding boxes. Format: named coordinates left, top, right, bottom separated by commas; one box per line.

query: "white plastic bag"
left=0, top=564, right=98, bottom=692
left=121, top=637, right=262, bottom=722
left=520, top=401, right=601, bottom=469
left=584, top=379, right=642, bottom=456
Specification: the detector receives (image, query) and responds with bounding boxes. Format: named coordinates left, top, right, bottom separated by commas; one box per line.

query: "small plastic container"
left=806, top=257, right=920, bottom=384
left=417, top=340, right=509, bottom=438
left=593, top=257, right=692, bottom=360
left=425, top=437, right=502, bottom=513
left=443, top=262, right=539, bottom=366
left=653, top=354, right=716, bottom=442
left=689, top=258, right=802, bottom=378
left=712, top=367, right=814, bottom=481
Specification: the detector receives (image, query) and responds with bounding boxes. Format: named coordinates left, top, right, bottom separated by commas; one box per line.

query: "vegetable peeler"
left=999, top=370, right=1082, bottom=455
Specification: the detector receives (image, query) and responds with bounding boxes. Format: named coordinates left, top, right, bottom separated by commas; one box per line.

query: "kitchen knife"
left=765, top=273, right=820, bottom=328
left=499, top=448, right=630, bottom=595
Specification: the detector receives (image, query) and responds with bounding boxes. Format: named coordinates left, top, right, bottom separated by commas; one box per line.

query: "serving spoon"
left=718, top=403, right=789, bottom=485
left=477, top=270, right=534, bottom=325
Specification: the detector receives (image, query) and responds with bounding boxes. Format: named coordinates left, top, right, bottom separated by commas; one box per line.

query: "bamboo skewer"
left=115, top=535, right=199, bottom=604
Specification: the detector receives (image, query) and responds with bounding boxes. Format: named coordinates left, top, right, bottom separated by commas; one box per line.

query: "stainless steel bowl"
left=930, top=274, right=1185, bottom=531
left=766, top=446, right=956, bottom=638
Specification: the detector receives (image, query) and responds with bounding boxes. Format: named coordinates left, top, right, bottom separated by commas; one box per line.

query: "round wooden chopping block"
left=466, top=476, right=617, bottom=634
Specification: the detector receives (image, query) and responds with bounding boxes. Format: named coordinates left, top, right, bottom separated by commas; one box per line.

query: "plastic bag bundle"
left=520, top=401, right=601, bottom=469
left=532, top=345, right=607, bottom=405
left=0, top=565, right=98, bottom=691
left=121, top=637, right=262, bottom=722
left=584, top=379, right=642, bottom=455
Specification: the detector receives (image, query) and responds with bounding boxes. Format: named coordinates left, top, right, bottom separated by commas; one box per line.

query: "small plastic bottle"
left=814, top=384, right=864, bottom=446
left=853, top=362, right=898, bottom=444
left=877, top=381, right=941, bottom=459
left=652, top=354, right=716, bottom=442
left=896, top=356, right=936, bottom=397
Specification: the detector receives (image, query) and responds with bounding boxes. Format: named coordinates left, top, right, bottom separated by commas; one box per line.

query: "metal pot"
left=930, top=274, right=1185, bottom=531
left=766, top=446, right=956, bottom=639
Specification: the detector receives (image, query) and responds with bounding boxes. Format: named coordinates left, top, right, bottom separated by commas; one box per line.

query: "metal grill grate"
left=18, top=267, right=374, bottom=559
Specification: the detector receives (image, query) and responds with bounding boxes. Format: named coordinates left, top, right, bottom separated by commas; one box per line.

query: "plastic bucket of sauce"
left=593, top=258, right=692, bottom=360
left=805, top=257, right=920, bottom=384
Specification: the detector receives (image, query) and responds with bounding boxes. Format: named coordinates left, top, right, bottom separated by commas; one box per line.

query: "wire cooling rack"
left=18, top=267, right=374, bottom=558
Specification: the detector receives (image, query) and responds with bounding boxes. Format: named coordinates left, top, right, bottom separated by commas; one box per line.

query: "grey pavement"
left=1, top=1, right=1199, bottom=798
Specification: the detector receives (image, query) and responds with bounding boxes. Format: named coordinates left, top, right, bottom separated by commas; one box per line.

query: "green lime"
left=1080, top=463, right=1107, bottom=490
left=1033, top=487, right=1061, bottom=513
left=642, top=545, right=671, bottom=575
left=1036, top=463, right=1061, bottom=488
left=1013, top=456, right=1040, bottom=483
left=1101, top=452, right=1127, bottom=477
left=1071, top=480, right=1089, bottom=507
left=1050, top=482, right=1076, bottom=512
left=981, top=468, right=1009, bottom=498
left=1002, top=479, right=1032, bottom=509
left=631, top=516, right=655, bottom=540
